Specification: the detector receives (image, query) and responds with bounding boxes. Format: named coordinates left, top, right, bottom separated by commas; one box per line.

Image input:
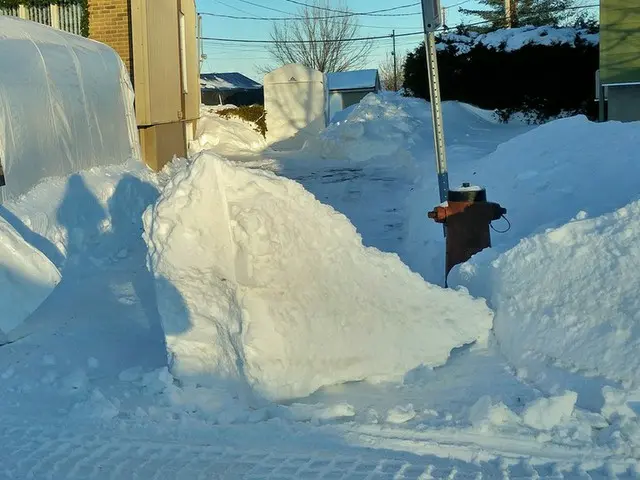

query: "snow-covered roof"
left=326, top=69, right=379, bottom=92
left=200, top=72, right=262, bottom=91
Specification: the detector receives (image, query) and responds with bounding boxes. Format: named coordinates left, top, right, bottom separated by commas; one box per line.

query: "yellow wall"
left=600, top=0, right=640, bottom=85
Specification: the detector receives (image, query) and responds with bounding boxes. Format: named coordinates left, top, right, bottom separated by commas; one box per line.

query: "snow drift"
left=458, top=200, right=640, bottom=389
left=189, top=112, right=267, bottom=158
left=445, top=116, right=640, bottom=388
left=0, top=217, right=61, bottom=338
left=0, top=160, right=170, bottom=339
left=0, top=17, right=139, bottom=202
left=143, top=152, right=493, bottom=401
left=303, top=93, right=426, bottom=166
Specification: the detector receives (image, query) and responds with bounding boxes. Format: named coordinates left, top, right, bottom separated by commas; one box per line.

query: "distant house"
left=599, top=0, right=640, bottom=121
left=326, top=69, right=381, bottom=122
left=200, top=72, right=264, bottom=106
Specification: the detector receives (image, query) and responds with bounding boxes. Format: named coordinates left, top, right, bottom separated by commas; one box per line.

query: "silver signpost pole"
left=421, top=0, right=449, bottom=205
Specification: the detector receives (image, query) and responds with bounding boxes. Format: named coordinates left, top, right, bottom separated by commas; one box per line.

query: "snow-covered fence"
left=0, top=3, right=85, bottom=36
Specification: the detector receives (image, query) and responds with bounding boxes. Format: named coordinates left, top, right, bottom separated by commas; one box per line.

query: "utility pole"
left=505, top=0, right=513, bottom=28
left=392, top=30, right=398, bottom=91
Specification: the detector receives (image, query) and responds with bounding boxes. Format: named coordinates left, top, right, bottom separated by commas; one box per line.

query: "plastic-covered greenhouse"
left=0, top=16, right=139, bottom=202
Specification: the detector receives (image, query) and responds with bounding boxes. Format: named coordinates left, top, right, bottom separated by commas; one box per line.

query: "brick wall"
left=87, top=0, right=133, bottom=75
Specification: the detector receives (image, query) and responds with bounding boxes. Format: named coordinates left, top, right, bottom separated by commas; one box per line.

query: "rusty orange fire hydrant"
left=428, top=183, right=506, bottom=285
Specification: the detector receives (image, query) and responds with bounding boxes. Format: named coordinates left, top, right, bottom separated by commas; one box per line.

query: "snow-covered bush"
left=403, top=26, right=599, bottom=123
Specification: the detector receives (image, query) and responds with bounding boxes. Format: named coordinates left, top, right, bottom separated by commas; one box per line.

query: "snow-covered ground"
left=1, top=93, right=639, bottom=479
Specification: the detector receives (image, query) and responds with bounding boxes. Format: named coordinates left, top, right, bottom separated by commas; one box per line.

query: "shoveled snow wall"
left=486, top=200, right=640, bottom=389
left=444, top=116, right=640, bottom=389
left=0, top=17, right=140, bottom=202
left=143, top=152, right=493, bottom=402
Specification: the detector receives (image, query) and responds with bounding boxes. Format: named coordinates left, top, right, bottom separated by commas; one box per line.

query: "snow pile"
left=437, top=26, right=598, bottom=55
left=0, top=160, right=168, bottom=340
left=474, top=200, right=640, bottom=388
left=521, top=392, right=578, bottom=431
left=143, top=152, right=493, bottom=401
left=304, top=93, right=426, bottom=166
left=0, top=218, right=61, bottom=338
left=414, top=116, right=640, bottom=281
left=441, top=116, right=640, bottom=388
left=468, top=392, right=580, bottom=433
left=190, top=113, right=267, bottom=157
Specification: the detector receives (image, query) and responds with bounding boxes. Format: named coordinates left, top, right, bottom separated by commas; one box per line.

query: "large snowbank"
left=143, top=152, right=493, bottom=402
left=442, top=116, right=640, bottom=388
left=303, top=93, right=426, bottom=166
left=0, top=218, right=60, bottom=338
left=189, top=113, right=267, bottom=157
left=484, top=200, right=640, bottom=388
left=437, top=26, right=598, bottom=55
left=0, top=17, right=139, bottom=202
left=0, top=160, right=170, bottom=340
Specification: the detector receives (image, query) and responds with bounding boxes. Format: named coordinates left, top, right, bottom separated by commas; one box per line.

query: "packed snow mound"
left=458, top=116, right=640, bottom=253
left=303, top=93, right=427, bottom=165
left=190, top=113, right=267, bottom=157
left=443, top=116, right=640, bottom=387
left=437, top=26, right=598, bottom=55
left=471, top=200, right=640, bottom=388
left=0, top=217, right=61, bottom=337
left=0, top=159, right=171, bottom=271
left=143, top=152, right=493, bottom=401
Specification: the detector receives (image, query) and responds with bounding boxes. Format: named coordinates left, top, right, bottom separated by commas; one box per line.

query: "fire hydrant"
left=428, top=183, right=506, bottom=284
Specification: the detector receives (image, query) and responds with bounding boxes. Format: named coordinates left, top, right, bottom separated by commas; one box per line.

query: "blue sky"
left=195, top=0, right=484, bottom=81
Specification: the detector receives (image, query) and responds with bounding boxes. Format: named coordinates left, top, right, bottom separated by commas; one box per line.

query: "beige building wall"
left=88, top=0, right=200, bottom=170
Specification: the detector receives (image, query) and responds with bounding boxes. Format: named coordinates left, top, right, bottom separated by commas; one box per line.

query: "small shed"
left=200, top=72, right=264, bottom=106
left=264, top=64, right=327, bottom=150
left=326, top=69, right=380, bottom=122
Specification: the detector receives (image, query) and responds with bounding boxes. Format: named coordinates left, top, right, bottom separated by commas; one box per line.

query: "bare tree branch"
left=379, top=52, right=406, bottom=91
left=265, top=0, right=372, bottom=73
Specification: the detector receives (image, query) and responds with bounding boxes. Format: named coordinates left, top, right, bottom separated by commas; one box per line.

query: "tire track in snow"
left=0, top=421, right=638, bottom=479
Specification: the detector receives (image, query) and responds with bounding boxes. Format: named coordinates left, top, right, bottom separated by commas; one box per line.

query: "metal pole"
left=392, top=30, right=398, bottom=91
left=424, top=31, right=449, bottom=204
left=198, top=14, right=204, bottom=72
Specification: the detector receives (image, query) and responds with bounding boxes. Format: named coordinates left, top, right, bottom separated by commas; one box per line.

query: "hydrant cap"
left=448, top=183, right=487, bottom=203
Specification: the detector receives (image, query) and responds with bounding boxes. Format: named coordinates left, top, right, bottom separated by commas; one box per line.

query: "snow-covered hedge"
left=436, top=25, right=598, bottom=55
left=404, top=26, right=599, bottom=123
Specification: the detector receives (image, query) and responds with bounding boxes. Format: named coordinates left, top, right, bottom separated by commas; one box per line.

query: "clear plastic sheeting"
left=0, top=17, right=140, bottom=202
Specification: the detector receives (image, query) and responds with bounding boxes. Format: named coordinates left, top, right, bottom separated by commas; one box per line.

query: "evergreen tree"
left=460, top=0, right=576, bottom=29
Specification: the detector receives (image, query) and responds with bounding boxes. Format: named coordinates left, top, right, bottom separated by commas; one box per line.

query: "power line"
left=221, top=0, right=423, bottom=30
left=200, top=30, right=421, bottom=44
left=230, top=0, right=295, bottom=15
left=199, top=3, right=600, bottom=45
left=198, top=2, right=423, bottom=21
left=279, top=0, right=420, bottom=15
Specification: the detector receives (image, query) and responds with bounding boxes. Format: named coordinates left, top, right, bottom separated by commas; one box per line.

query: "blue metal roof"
left=326, top=69, right=380, bottom=91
